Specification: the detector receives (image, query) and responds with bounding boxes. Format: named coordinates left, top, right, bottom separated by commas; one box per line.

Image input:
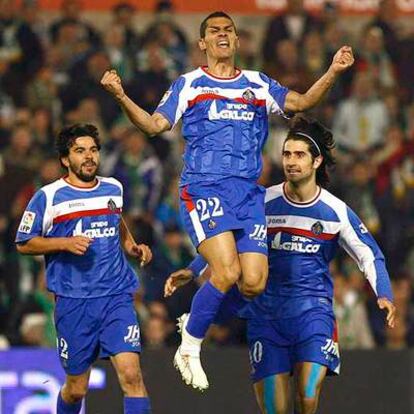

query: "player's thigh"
left=238, top=252, right=268, bottom=296
left=294, top=362, right=327, bottom=408
left=254, top=373, right=290, bottom=414
left=55, top=296, right=100, bottom=376
left=198, top=231, right=241, bottom=286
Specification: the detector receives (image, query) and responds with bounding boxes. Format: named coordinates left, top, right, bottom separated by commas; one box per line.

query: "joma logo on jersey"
left=73, top=219, right=116, bottom=238
left=124, top=325, right=140, bottom=347
left=271, top=232, right=321, bottom=253
left=321, top=339, right=339, bottom=360
left=208, top=100, right=255, bottom=121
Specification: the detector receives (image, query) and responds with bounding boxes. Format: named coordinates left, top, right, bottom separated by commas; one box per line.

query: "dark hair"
left=56, top=123, right=101, bottom=168
left=199, top=11, right=235, bottom=38
left=112, top=2, right=135, bottom=13
left=284, top=115, right=336, bottom=187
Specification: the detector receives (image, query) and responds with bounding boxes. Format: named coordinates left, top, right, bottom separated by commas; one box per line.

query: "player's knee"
left=300, top=397, right=319, bottom=414
left=64, top=382, right=88, bottom=402
left=297, top=392, right=320, bottom=414
left=239, top=268, right=267, bottom=298
left=240, top=276, right=266, bottom=298
left=212, top=264, right=241, bottom=289
left=118, top=366, right=145, bottom=393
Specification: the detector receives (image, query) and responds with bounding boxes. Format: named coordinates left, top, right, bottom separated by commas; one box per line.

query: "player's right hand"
left=164, top=268, right=194, bottom=298
left=100, top=69, right=125, bottom=100
left=63, top=236, right=93, bottom=256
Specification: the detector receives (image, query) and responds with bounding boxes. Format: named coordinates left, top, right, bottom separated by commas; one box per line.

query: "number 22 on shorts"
left=195, top=197, right=224, bottom=222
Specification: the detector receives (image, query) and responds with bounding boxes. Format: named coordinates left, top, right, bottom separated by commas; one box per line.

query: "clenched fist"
left=330, top=46, right=354, bottom=74
left=101, top=69, right=125, bottom=100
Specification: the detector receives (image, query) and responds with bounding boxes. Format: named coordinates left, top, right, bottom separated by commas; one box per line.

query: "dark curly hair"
left=199, top=11, right=236, bottom=38
left=56, top=124, right=101, bottom=169
left=284, top=115, right=336, bottom=187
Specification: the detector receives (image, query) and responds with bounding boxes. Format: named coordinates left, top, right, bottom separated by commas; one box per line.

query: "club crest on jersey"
left=311, top=221, right=324, bottom=235
left=208, top=219, right=216, bottom=229
left=107, top=198, right=117, bottom=211
left=242, top=89, right=256, bottom=102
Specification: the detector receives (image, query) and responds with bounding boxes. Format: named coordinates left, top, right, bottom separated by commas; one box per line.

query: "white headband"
left=294, top=132, right=321, bottom=155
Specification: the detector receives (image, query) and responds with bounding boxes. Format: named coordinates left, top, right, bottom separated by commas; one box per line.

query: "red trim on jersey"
left=180, top=186, right=195, bottom=212
left=201, top=66, right=241, bottom=80
left=53, top=208, right=121, bottom=223
left=283, top=182, right=321, bottom=206
left=267, top=226, right=337, bottom=241
left=63, top=176, right=99, bottom=190
left=332, top=321, right=339, bottom=343
left=188, top=94, right=265, bottom=108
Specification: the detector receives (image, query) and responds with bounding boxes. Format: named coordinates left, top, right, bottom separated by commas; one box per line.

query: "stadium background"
left=0, top=0, right=413, bottom=412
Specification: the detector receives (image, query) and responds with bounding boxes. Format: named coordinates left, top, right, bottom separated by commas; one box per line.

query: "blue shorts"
left=247, top=307, right=340, bottom=383
left=179, top=177, right=267, bottom=254
left=55, top=293, right=141, bottom=375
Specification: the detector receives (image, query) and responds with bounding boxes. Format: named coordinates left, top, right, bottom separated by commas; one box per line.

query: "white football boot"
left=173, top=313, right=209, bottom=391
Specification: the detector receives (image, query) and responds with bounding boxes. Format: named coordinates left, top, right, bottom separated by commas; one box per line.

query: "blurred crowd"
left=0, top=0, right=414, bottom=352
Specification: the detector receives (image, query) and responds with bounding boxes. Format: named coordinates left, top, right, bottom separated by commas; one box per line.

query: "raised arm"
left=284, top=46, right=354, bottom=113
left=101, top=70, right=171, bottom=136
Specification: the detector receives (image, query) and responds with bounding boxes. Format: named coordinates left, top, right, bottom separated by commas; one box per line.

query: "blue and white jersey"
left=15, top=177, right=138, bottom=298
left=155, top=67, right=288, bottom=185
left=241, top=183, right=393, bottom=319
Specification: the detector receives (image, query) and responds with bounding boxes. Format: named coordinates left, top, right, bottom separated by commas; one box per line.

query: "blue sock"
left=215, top=285, right=248, bottom=323
left=57, top=392, right=82, bottom=414
left=124, top=397, right=151, bottom=414
left=186, top=280, right=225, bottom=338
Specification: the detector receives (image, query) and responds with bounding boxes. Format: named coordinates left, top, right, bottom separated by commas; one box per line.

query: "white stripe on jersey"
left=42, top=179, right=67, bottom=235
left=266, top=215, right=341, bottom=235
left=265, top=184, right=283, bottom=203
left=40, top=176, right=124, bottom=236
left=53, top=195, right=123, bottom=219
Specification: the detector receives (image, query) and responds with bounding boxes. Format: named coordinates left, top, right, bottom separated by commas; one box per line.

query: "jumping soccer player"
left=165, top=115, right=395, bottom=412
left=15, top=124, right=153, bottom=414
left=101, top=11, right=354, bottom=390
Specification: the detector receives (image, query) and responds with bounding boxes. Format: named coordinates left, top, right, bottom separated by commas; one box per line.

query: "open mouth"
left=217, top=40, right=230, bottom=48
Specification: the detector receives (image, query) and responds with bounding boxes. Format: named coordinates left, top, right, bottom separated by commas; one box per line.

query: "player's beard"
left=70, top=161, right=98, bottom=183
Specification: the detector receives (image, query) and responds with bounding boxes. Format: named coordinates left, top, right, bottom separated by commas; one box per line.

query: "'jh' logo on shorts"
left=124, top=325, right=141, bottom=347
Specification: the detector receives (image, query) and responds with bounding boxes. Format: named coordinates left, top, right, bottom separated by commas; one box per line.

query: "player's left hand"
left=377, top=297, right=396, bottom=328
left=330, top=46, right=354, bottom=74
left=129, top=243, right=152, bottom=267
